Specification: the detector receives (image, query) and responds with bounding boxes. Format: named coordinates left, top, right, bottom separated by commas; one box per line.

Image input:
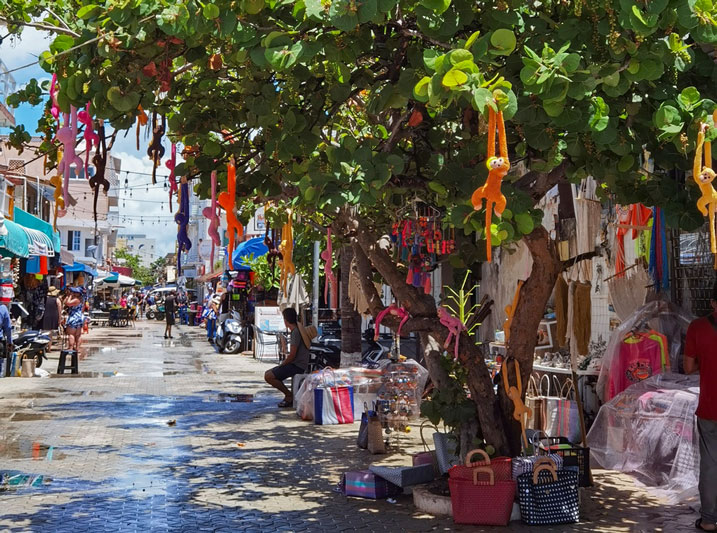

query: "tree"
left=5, top=0, right=717, bottom=454
left=113, top=248, right=155, bottom=286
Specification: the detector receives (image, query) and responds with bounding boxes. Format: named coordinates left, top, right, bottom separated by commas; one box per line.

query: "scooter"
left=215, top=311, right=242, bottom=354
left=308, top=342, right=341, bottom=371
left=146, top=304, right=165, bottom=321
left=14, top=330, right=51, bottom=368
left=361, top=324, right=390, bottom=369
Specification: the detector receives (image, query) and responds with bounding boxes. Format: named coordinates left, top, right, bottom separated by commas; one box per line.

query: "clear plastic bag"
left=597, top=300, right=693, bottom=402
left=587, top=372, right=700, bottom=502
left=294, top=368, right=354, bottom=421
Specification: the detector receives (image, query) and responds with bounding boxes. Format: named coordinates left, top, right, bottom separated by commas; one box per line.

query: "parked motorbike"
left=14, top=330, right=51, bottom=368
left=146, top=304, right=165, bottom=321
left=215, top=311, right=242, bottom=354
left=309, top=342, right=341, bottom=371
left=361, top=324, right=390, bottom=369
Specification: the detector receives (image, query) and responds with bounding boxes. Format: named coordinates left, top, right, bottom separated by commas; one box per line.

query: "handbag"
left=368, top=464, right=435, bottom=487
left=341, top=470, right=401, bottom=499
left=517, top=460, right=579, bottom=525
left=544, top=379, right=582, bottom=444
left=449, top=467, right=517, bottom=526
left=512, top=454, right=564, bottom=480
left=357, top=402, right=370, bottom=449
left=448, top=448, right=513, bottom=481
left=367, top=412, right=386, bottom=454
left=314, top=369, right=354, bottom=425
left=433, top=431, right=461, bottom=475
left=412, top=421, right=438, bottom=471
left=525, top=375, right=545, bottom=431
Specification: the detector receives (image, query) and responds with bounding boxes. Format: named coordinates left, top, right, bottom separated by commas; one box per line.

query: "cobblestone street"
left=0, top=320, right=701, bottom=532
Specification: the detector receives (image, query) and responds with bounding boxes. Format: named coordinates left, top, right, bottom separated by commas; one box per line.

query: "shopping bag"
left=367, top=413, right=386, bottom=454
left=412, top=420, right=438, bottom=471
left=511, top=454, right=564, bottom=480
left=448, top=448, right=513, bottom=481
left=525, top=375, right=545, bottom=431
left=544, top=379, right=582, bottom=444
left=433, top=432, right=461, bottom=474
left=357, top=403, right=370, bottom=449
left=340, top=470, right=401, bottom=499
left=368, top=464, right=435, bottom=487
left=449, top=467, right=517, bottom=526
left=314, top=385, right=354, bottom=424
left=517, top=460, right=579, bottom=525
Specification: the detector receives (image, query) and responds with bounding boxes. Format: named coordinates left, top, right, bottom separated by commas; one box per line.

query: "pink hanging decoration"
left=374, top=304, right=410, bottom=340
left=77, top=103, right=99, bottom=178
left=55, top=106, right=82, bottom=218
left=202, top=170, right=221, bottom=268
left=165, top=143, right=178, bottom=211
left=321, top=228, right=338, bottom=309
left=49, top=74, right=60, bottom=123
left=437, top=307, right=467, bottom=360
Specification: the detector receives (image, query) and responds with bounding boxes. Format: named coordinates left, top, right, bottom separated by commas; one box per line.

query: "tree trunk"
left=340, top=245, right=362, bottom=354
left=500, top=226, right=562, bottom=456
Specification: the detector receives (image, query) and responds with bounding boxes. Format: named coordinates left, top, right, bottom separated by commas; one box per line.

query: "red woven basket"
left=448, top=448, right=513, bottom=481
left=449, top=467, right=517, bottom=526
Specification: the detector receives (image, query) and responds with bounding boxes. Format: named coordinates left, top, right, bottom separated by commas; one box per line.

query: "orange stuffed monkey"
left=471, top=106, right=510, bottom=262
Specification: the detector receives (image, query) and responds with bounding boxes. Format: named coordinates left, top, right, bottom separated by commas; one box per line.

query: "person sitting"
left=264, top=308, right=311, bottom=408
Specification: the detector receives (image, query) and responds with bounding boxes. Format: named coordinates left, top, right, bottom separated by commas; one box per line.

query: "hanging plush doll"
left=56, top=107, right=83, bottom=217
left=218, top=160, right=244, bottom=261
left=77, top=103, right=99, bottom=178
left=693, top=115, right=717, bottom=254
left=321, top=228, right=338, bottom=309
left=165, top=143, right=178, bottom=211
left=147, top=112, right=166, bottom=184
left=202, top=170, right=221, bottom=268
left=471, top=104, right=510, bottom=262
left=50, top=150, right=65, bottom=230
left=175, top=177, right=192, bottom=274
left=374, top=304, right=410, bottom=340
left=503, top=280, right=524, bottom=343
left=279, top=211, right=295, bottom=294
left=90, top=121, right=109, bottom=229
left=49, top=74, right=60, bottom=123
left=437, top=307, right=467, bottom=360
left=136, top=104, right=149, bottom=151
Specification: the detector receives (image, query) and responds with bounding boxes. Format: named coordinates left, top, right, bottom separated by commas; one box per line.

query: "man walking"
left=164, top=291, right=176, bottom=339
left=685, top=282, right=717, bottom=532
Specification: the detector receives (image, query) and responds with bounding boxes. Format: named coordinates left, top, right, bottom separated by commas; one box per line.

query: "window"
left=67, top=230, right=81, bottom=252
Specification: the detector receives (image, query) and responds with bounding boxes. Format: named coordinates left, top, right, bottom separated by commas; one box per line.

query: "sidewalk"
left=0, top=320, right=699, bottom=532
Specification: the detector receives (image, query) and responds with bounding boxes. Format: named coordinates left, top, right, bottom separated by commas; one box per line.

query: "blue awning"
left=232, top=237, right=268, bottom=270
left=64, top=262, right=98, bottom=278
left=14, top=208, right=61, bottom=254
left=0, top=217, right=31, bottom=257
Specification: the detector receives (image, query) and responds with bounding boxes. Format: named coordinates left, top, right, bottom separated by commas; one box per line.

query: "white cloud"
left=1, top=27, right=52, bottom=76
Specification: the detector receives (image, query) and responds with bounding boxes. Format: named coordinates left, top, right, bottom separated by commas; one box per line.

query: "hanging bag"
left=367, top=409, right=386, bottom=454
left=544, top=378, right=582, bottom=443
left=525, top=374, right=545, bottom=430
left=448, top=448, right=513, bottom=481
left=512, top=431, right=564, bottom=479
left=517, top=460, right=579, bottom=525
left=433, top=431, right=461, bottom=474
left=357, top=402, right=370, bottom=449
left=449, top=467, right=517, bottom=526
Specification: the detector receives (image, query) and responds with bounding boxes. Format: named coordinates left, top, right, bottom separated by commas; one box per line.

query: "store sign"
left=254, top=306, right=285, bottom=356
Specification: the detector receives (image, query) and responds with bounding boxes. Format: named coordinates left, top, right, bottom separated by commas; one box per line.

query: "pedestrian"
left=120, top=294, right=127, bottom=308
left=264, top=308, right=312, bottom=408
left=177, top=290, right=188, bottom=325
left=63, top=287, right=85, bottom=351
left=42, top=286, right=62, bottom=333
left=0, top=301, right=13, bottom=358
left=164, top=290, right=176, bottom=339
left=685, top=280, right=717, bottom=532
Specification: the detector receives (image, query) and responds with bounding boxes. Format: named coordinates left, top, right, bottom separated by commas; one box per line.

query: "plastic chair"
left=254, top=328, right=280, bottom=361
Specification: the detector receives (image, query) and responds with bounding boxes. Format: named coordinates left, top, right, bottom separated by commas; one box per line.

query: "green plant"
left=442, top=271, right=481, bottom=338
left=240, top=253, right=277, bottom=292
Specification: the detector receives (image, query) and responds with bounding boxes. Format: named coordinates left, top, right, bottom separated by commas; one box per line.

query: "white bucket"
left=21, top=358, right=36, bottom=378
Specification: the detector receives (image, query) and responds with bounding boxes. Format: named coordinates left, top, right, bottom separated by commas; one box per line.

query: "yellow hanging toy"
left=693, top=111, right=717, bottom=255
left=471, top=104, right=510, bottom=263
left=501, top=358, right=531, bottom=451
left=50, top=149, right=66, bottom=231
left=279, top=210, right=295, bottom=294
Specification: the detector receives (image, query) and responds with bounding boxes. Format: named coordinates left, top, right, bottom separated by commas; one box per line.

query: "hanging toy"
left=77, top=103, right=99, bottom=178
left=693, top=114, right=717, bottom=255
left=501, top=359, right=532, bottom=451
left=49, top=74, right=60, bottom=123
left=165, top=142, right=178, bottom=211
left=175, top=177, right=192, bottom=274
left=218, top=160, right=243, bottom=262
left=56, top=107, right=83, bottom=217
left=136, top=104, right=149, bottom=151
left=90, top=121, right=109, bottom=230
left=279, top=211, right=295, bottom=294
left=321, top=228, right=338, bottom=309
left=147, top=112, right=166, bottom=184
left=503, top=280, right=524, bottom=343
left=471, top=103, right=510, bottom=262
left=50, top=150, right=65, bottom=230
left=264, top=226, right=283, bottom=283
left=202, top=170, right=221, bottom=268
left=437, top=307, right=466, bottom=360
left=374, top=304, right=410, bottom=340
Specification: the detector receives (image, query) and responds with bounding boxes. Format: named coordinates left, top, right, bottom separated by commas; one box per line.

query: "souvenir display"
left=279, top=212, right=295, bottom=294
left=313, top=369, right=354, bottom=425
left=77, top=103, right=99, bottom=177
left=376, top=362, right=423, bottom=432
left=471, top=106, right=509, bottom=262
left=693, top=115, right=717, bottom=254
left=448, top=448, right=512, bottom=482
left=502, top=359, right=532, bottom=450
left=503, top=280, right=523, bottom=342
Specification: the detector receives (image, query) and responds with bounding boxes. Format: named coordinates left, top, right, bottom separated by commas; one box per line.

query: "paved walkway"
left=0, top=320, right=700, bottom=532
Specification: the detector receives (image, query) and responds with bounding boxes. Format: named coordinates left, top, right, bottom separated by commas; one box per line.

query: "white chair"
left=254, top=328, right=280, bottom=361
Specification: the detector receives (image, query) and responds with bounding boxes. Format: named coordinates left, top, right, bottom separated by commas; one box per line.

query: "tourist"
left=0, top=302, right=12, bottom=356
left=264, top=308, right=310, bottom=408
left=164, top=290, right=176, bottom=339
left=685, top=281, right=717, bottom=532
left=120, top=294, right=127, bottom=308
left=63, top=287, right=85, bottom=351
left=42, top=286, right=62, bottom=334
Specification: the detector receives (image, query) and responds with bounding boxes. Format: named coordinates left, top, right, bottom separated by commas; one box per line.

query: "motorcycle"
left=215, top=311, right=242, bottom=354
left=146, top=303, right=165, bottom=321
left=14, top=330, right=51, bottom=368
left=308, top=341, right=341, bottom=371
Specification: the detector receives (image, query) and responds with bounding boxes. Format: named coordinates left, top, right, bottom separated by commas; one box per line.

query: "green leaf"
left=50, top=35, right=74, bottom=54
left=203, top=3, right=220, bottom=18
left=490, top=29, right=516, bottom=55
left=203, top=140, right=222, bottom=157
left=244, top=0, right=265, bottom=14
left=464, top=30, right=480, bottom=50
left=420, top=0, right=452, bottom=14
left=357, top=0, right=378, bottom=22
left=589, top=97, right=610, bottom=132
left=449, top=49, right=473, bottom=65
left=515, top=213, right=534, bottom=235
left=442, top=69, right=468, bottom=88
left=618, top=155, right=634, bottom=172
left=677, top=87, right=702, bottom=111
left=77, top=4, right=101, bottom=19
left=472, top=88, right=493, bottom=115
left=413, top=76, right=431, bottom=102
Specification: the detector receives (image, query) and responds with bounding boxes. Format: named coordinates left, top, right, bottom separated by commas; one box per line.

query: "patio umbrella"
left=95, top=272, right=140, bottom=288
left=232, top=237, right=268, bottom=270
left=279, top=273, right=309, bottom=312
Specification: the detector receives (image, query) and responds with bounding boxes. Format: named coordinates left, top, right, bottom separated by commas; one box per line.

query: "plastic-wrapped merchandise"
left=376, top=360, right=430, bottom=430
left=587, top=373, right=700, bottom=502
left=295, top=368, right=354, bottom=421
left=597, top=300, right=693, bottom=402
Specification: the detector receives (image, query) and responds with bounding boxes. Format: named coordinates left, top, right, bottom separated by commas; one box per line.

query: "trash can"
left=21, top=358, right=36, bottom=378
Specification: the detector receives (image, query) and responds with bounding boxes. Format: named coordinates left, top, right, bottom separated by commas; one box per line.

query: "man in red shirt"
left=685, top=286, right=717, bottom=532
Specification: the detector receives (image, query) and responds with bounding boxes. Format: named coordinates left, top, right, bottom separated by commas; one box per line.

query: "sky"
left=0, top=27, right=178, bottom=258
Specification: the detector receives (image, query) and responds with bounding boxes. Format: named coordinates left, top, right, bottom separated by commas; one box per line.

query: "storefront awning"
left=13, top=208, right=61, bottom=255
left=64, top=262, right=98, bottom=278
left=0, top=216, right=32, bottom=257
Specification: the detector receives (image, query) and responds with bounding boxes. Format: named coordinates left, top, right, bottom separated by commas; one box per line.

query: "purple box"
left=340, top=470, right=402, bottom=499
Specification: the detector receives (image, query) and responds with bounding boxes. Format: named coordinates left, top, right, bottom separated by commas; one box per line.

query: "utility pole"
left=312, top=240, right=319, bottom=327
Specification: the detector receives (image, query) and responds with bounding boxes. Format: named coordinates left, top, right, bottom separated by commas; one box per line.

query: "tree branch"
left=511, top=160, right=568, bottom=203
left=0, top=17, right=79, bottom=37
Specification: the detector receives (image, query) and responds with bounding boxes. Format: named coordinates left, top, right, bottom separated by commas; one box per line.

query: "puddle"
left=216, top=393, right=253, bottom=403
left=0, top=439, right=67, bottom=461
left=10, top=412, right=52, bottom=421
left=50, top=371, right=117, bottom=378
